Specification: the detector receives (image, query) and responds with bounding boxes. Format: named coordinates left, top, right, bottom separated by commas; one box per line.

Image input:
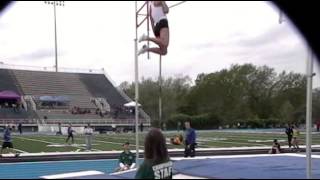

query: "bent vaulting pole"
left=159, top=55, right=162, bottom=129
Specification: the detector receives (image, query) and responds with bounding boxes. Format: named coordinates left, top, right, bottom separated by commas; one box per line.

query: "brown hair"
left=144, top=128, right=169, bottom=164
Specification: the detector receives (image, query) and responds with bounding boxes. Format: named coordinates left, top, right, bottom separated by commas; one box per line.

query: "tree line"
left=120, top=64, right=320, bottom=130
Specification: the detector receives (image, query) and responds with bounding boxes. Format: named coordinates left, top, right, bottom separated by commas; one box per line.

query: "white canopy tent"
left=124, top=101, right=141, bottom=107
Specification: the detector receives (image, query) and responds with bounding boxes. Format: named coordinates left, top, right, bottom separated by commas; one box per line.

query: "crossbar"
left=136, top=1, right=147, bottom=14
left=169, top=1, right=187, bottom=9
left=138, top=13, right=147, bottom=16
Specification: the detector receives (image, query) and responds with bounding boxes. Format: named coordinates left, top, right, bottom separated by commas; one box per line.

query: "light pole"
left=44, top=1, right=64, bottom=72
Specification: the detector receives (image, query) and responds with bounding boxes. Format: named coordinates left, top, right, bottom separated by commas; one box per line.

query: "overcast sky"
left=0, top=1, right=319, bottom=87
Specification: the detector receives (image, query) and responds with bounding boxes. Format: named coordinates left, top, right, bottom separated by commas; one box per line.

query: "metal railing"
left=100, top=98, right=111, bottom=112
left=0, top=119, right=38, bottom=125
left=102, top=71, right=151, bottom=123
left=24, top=96, right=37, bottom=111
left=21, top=96, right=28, bottom=111
left=0, top=118, right=150, bottom=126
left=43, top=118, right=150, bottom=125
left=0, top=63, right=104, bottom=74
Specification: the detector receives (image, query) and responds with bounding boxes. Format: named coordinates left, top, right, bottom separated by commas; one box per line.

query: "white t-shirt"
left=84, top=127, right=93, bottom=135
left=150, top=2, right=167, bottom=25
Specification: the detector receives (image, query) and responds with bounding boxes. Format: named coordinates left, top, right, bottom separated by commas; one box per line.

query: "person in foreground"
left=1, top=125, right=19, bottom=157
left=116, top=142, right=136, bottom=172
left=138, top=1, right=170, bottom=56
left=135, top=128, right=173, bottom=179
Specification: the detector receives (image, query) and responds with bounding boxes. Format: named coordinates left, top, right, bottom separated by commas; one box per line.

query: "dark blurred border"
left=0, top=1, right=10, bottom=14
left=0, top=1, right=319, bottom=62
left=273, top=1, right=319, bottom=61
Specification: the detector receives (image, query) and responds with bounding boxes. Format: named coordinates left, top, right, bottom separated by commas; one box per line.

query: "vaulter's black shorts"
left=2, top=142, right=13, bottom=149
left=154, top=19, right=169, bottom=38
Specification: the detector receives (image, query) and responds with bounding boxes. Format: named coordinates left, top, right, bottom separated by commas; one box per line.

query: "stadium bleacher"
left=0, top=69, right=23, bottom=94
left=0, top=68, right=150, bottom=131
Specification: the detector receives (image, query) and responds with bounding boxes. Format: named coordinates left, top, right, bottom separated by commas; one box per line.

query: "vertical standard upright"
left=134, top=1, right=139, bottom=167
left=135, top=1, right=150, bottom=167
left=279, top=10, right=314, bottom=179
left=306, top=49, right=314, bottom=179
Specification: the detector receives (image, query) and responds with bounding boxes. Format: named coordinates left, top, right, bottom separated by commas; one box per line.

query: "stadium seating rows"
left=0, top=69, right=150, bottom=126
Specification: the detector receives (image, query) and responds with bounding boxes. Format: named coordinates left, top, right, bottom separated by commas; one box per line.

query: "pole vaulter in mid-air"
left=138, top=1, right=170, bottom=56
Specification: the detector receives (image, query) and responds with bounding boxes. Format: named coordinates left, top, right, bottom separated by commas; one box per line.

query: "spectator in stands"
left=84, top=123, right=94, bottom=151
left=132, top=108, right=135, bottom=116
left=115, top=142, right=136, bottom=172
left=114, top=109, right=119, bottom=119
left=184, top=121, right=197, bottom=158
left=12, top=103, right=17, bottom=112
left=140, top=122, right=144, bottom=132
left=16, top=100, right=21, bottom=111
left=18, top=123, right=22, bottom=135
left=99, top=111, right=104, bottom=118
left=66, top=124, right=75, bottom=144
left=135, top=128, right=173, bottom=179
left=91, top=99, right=96, bottom=105
left=268, top=139, right=281, bottom=154
left=316, top=120, right=320, bottom=132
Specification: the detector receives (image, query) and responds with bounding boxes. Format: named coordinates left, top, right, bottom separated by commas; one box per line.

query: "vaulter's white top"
left=150, top=2, right=167, bottom=25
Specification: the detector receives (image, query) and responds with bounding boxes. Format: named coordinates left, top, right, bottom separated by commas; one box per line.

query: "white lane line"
left=39, top=135, right=127, bottom=150
left=13, top=148, right=28, bottom=153
left=173, top=174, right=207, bottom=179
left=43, top=135, right=144, bottom=148
left=110, top=168, right=137, bottom=175
left=15, top=137, right=101, bottom=152
left=94, top=139, right=145, bottom=148
left=201, top=140, right=266, bottom=146
left=0, top=158, right=118, bottom=165
left=16, top=136, right=55, bottom=144
left=171, top=153, right=320, bottom=161
left=40, top=170, right=104, bottom=179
